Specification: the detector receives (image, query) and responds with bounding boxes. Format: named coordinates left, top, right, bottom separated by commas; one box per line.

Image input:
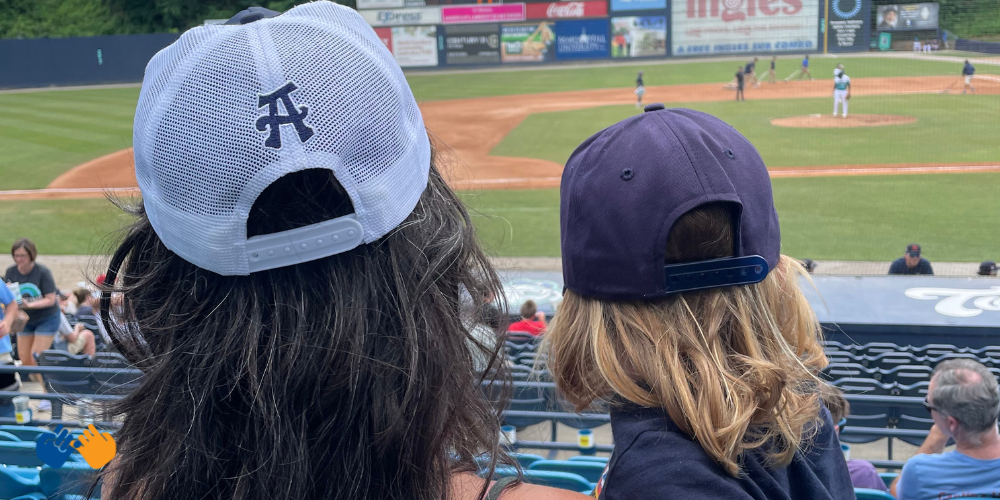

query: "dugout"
left=499, top=271, right=1000, bottom=348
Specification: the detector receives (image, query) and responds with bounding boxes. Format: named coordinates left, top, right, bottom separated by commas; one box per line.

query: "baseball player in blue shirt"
left=963, top=60, right=976, bottom=94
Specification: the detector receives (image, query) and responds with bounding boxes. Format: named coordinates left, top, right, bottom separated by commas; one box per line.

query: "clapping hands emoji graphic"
left=35, top=424, right=116, bottom=469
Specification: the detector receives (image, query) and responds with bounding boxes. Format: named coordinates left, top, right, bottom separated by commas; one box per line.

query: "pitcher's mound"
left=771, top=114, right=917, bottom=128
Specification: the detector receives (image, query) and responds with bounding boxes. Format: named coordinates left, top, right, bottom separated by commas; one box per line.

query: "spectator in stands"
left=0, top=279, right=20, bottom=404
left=889, top=244, right=934, bottom=275
left=508, top=300, right=547, bottom=336
left=4, top=238, right=58, bottom=411
left=547, top=109, right=852, bottom=499
left=979, top=261, right=997, bottom=276
left=821, top=386, right=890, bottom=492
left=891, top=359, right=1000, bottom=498
left=802, top=258, right=817, bottom=274
left=58, top=288, right=99, bottom=356
left=94, top=5, right=588, bottom=500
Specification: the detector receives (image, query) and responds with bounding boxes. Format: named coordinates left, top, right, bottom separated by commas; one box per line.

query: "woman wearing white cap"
left=94, top=4, right=587, bottom=500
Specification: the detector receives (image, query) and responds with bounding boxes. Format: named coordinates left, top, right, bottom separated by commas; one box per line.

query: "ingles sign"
left=672, top=0, right=819, bottom=55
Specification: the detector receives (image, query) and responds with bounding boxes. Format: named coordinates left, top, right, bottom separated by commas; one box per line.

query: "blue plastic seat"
left=493, top=467, right=593, bottom=494
left=10, top=493, right=47, bottom=500
left=40, top=462, right=101, bottom=500
left=512, top=453, right=544, bottom=468
left=854, top=488, right=896, bottom=500
left=0, top=426, right=47, bottom=442
left=90, top=352, right=141, bottom=396
left=0, top=465, right=41, bottom=499
left=529, top=460, right=606, bottom=483
left=878, top=472, right=897, bottom=488
left=0, top=441, right=46, bottom=467
left=567, top=456, right=609, bottom=464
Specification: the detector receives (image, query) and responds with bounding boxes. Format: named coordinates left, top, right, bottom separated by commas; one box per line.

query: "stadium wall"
left=0, top=33, right=179, bottom=90
left=955, top=38, right=1000, bottom=54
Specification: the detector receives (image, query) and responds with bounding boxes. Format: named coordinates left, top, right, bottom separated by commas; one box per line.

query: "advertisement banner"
left=361, top=7, right=442, bottom=26
left=444, top=24, right=502, bottom=64
left=374, top=27, right=394, bottom=52
left=555, top=19, right=610, bottom=59
left=441, top=4, right=526, bottom=24
left=610, top=0, right=666, bottom=13
left=611, top=16, right=667, bottom=57
left=501, top=22, right=556, bottom=62
left=671, top=0, right=820, bottom=56
left=876, top=3, right=938, bottom=31
left=526, top=1, right=609, bottom=20
left=392, top=26, right=439, bottom=67
left=826, top=0, right=871, bottom=52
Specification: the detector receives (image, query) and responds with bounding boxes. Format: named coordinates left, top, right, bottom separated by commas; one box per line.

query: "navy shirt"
left=637, top=74, right=644, bottom=87
left=888, top=257, right=934, bottom=275
left=601, top=404, right=854, bottom=500
left=736, top=71, right=745, bottom=87
left=745, top=61, right=755, bottom=73
left=771, top=60, right=776, bottom=70
left=963, top=62, right=975, bottom=75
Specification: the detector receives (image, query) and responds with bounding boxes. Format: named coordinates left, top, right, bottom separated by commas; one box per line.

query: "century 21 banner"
left=672, top=0, right=820, bottom=56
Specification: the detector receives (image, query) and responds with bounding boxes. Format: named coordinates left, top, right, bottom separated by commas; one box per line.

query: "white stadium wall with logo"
left=359, top=0, right=852, bottom=67
left=672, top=0, right=821, bottom=56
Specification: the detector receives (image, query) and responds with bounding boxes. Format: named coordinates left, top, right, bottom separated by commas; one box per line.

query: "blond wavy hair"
left=544, top=204, right=827, bottom=476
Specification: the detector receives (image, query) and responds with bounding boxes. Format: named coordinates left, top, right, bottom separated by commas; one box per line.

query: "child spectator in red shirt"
left=508, top=300, right=547, bottom=336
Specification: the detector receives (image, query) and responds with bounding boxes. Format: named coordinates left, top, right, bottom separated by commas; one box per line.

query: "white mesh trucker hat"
left=133, top=1, right=430, bottom=275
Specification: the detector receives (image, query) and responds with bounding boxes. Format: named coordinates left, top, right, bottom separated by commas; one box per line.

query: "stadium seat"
left=0, top=426, right=46, bottom=442
left=492, top=467, right=592, bottom=494
left=0, top=465, right=41, bottom=499
left=567, top=456, right=609, bottom=464
left=90, top=352, right=141, bottom=395
left=822, top=363, right=874, bottom=382
left=512, top=453, right=545, bottom=468
left=529, top=460, right=606, bottom=483
left=505, top=332, right=536, bottom=344
left=0, top=431, right=21, bottom=442
left=34, top=351, right=99, bottom=419
left=928, top=352, right=996, bottom=368
left=10, top=493, right=47, bottom=500
left=503, top=384, right=549, bottom=429
left=878, top=365, right=934, bottom=385
left=878, top=472, right=897, bottom=488
left=865, top=352, right=927, bottom=370
left=854, top=488, right=896, bottom=500
left=40, top=462, right=100, bottom=500
left=0, top=441, right=45, bottom=468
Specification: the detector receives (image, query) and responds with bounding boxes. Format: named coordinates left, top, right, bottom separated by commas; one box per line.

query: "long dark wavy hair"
left=96, top=157, right=512, bottom=500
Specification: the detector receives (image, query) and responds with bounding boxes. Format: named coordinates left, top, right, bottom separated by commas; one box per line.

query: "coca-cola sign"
left=526, top=1, right=608, bottom=19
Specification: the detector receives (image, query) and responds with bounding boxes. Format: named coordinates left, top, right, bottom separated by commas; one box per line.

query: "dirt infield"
left=2, top=74, right=998, bottom=200
left=771, top=114, right=918, bottom=128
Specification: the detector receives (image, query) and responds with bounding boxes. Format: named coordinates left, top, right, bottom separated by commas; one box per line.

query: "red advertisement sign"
left=441, top=3, right=526, bottom=23
left=526, top=0, right=608, bottom=19
left=374, top=27, right=393, bottom=52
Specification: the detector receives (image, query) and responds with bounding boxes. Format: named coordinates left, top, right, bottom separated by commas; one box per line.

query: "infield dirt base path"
left=2, top=75, right=998, bottom=201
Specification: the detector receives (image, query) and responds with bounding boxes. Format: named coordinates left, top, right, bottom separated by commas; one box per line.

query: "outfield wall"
left=366, top=0, right=873, bottom=69
left=0, top=33, right=180, bottom=89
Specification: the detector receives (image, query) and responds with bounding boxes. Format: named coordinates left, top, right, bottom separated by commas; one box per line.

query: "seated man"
left=889, top=244, right=934, bottom=275
left=891, top=359, right=1000, bottom=499
left=62, top=288, right=111, bottom=356
left=507, top=300, right=547, bottom=336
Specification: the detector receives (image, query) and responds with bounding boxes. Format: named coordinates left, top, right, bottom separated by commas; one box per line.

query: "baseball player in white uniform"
left=833, top=65, right=851, bottom=118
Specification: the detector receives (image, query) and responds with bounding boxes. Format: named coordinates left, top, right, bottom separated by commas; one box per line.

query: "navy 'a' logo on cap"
left=256, top=81, right=315, bottom=149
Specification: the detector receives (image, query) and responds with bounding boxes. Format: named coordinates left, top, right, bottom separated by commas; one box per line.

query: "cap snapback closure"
left=660, top=255, right=769, bottom=295
left=245, top=214, right=364, bottom=273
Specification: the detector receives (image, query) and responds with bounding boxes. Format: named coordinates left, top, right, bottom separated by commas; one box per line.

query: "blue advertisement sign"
left=555, top=19, right=610, bottom=59
left=610, top=0, right=666, bottom=13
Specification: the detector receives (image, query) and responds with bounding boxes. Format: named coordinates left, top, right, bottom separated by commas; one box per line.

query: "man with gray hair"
left=891, top=359, right=1000, bottom=498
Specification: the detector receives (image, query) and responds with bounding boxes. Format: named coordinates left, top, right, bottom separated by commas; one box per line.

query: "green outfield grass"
left=405, top=56, right=995, bottom=101
left=0, top=198, right=130, bottom=256
left=0, top=56, right=986, bottom=189
left=0, top=88, right=139, bottom=190
left=493, top=94, right=1000, bottom=167
left=464, top=173, right=1000, bottom=262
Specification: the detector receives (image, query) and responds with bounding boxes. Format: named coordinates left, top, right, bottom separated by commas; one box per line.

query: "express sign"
left=526, top=1, right=608, bottom=20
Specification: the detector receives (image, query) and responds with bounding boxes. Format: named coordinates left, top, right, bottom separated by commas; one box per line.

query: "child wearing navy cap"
left=547, top=106, right=854, bottom=499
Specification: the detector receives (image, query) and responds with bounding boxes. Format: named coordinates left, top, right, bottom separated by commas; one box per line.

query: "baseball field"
left=2, top=53, right=1000, bottom=262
